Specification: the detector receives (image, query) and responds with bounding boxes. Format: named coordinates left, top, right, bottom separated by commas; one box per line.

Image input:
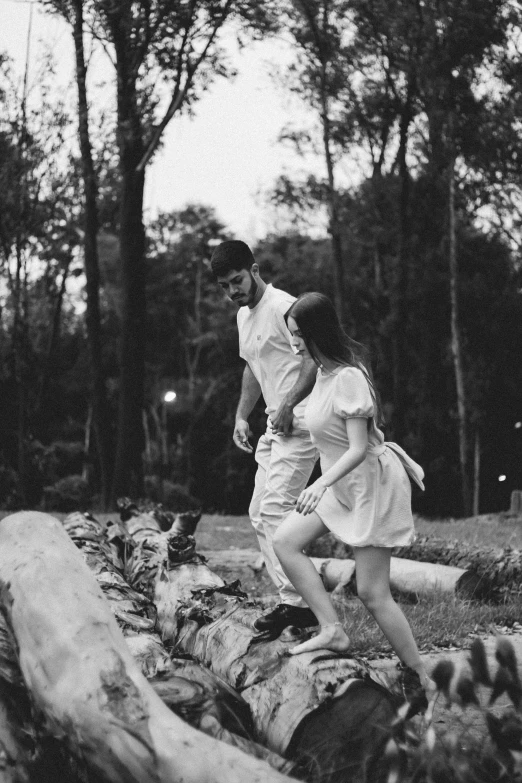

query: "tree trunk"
left=321, top=101, right=345, bottom=324
left=72, top=0, right=112, bottom=509
left=473, top=427, right=480, bottom=517
left=390, top=103, right=412, bottom=441
left=448, top=156, right=471, bottom=515
left=63, top=512, right=294, bottom=776
left=0, top=511, right=295, bottom=783
left=105, top=8, right=147, bottom=504
left=35, top=257, right=71, bottom=417
left=110, top=146, right=146, bottom=503
left=122, top=511, right=396, bottom=780
left=12, top=247, right=28, bottom=506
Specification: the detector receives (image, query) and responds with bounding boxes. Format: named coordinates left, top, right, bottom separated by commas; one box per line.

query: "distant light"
left=163, top=391, right=177, bottom=403
left=515, top=422, right=522, bottom=429
left=498, top=475, right=507, bottom=482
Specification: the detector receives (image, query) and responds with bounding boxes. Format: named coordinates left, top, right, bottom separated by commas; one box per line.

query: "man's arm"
left=234, top=364, right=262, bottom=453
left=271, top=356, right=317, bottom=435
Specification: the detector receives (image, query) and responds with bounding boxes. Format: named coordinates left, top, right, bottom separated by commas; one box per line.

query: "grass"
left=193, top=513, right=522, bottom=655
left=193, top=514, right=260, bottom=550
left=333, top=591, right=522, bottom=659
left=414, top=512, right=522, bottom=549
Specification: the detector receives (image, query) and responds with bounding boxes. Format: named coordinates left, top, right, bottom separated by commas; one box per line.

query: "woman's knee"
left=273, top=525, right=296, bottom=558
left=357, top=583, right=389, bottom=611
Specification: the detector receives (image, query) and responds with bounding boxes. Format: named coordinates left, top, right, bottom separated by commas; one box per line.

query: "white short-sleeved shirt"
left=237, top=284, right=308, bottom=431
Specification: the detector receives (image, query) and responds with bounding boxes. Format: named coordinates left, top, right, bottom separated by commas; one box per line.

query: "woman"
left=273, top=292, right=434, bottom=698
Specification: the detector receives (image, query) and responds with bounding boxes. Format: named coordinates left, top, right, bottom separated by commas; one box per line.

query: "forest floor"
left=194, top=510, right=522, bottom=744
left=2, top=507, right=521, bottom=744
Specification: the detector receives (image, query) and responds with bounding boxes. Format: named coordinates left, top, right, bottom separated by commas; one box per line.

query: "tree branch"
left=136, top=1, right=234, bottom=172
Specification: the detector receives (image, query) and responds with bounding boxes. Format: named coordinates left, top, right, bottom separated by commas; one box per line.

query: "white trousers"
left=249, top=430, right=318, bottom=606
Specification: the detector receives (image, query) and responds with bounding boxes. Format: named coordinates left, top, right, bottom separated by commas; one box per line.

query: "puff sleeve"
left=332, top=367, right=374, bottom=419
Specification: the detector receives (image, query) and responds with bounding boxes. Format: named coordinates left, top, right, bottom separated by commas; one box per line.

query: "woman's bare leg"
left=273, top=510, right=350, bottom=654
left=353, top=546, right=434, bottom=689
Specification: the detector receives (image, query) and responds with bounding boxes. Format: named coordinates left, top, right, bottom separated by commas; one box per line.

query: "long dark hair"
left=287, top=292, right=384, bottom=426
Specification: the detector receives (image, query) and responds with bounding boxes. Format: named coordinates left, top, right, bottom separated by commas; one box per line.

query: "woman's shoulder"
left=335, top=364, right=368, bottom=384
left=332, top=364, right=374, bottom=418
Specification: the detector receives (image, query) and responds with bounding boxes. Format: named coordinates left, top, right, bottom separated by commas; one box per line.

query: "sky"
left=1, top=0, right=328, bottom=243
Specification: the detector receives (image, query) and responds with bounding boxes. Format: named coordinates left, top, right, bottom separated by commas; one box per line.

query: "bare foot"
left=289, top=624, right=350, bottom=655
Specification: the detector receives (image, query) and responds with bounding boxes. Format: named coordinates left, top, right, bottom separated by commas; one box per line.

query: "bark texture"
left=63, top=512, right=294, bottom=776
left=448, top=155, right=471, bottom=515
left=0, top=511, right=295, bottom=783
left=121, top=509, right=396, bottom=779
left=0, top=617, right=31, bottom=783
left=72, top=0, right=112, bottom=507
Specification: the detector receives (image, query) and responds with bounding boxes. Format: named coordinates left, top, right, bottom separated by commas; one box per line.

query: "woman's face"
left=287, top=316, right=310, bottom=357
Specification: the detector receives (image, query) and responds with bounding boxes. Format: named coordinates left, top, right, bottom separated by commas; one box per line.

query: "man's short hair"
left=210, top=240, right=255, bottom=278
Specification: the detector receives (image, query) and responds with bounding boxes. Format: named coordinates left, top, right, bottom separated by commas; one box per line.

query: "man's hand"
left=270, top=401, right=294, bottom=436
left=233, top=419, right=253, bottom=453
left=296, top=478, right=327, bottom=515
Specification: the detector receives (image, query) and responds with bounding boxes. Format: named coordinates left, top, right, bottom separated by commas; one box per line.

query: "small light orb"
left=164, top=391, right=177, bottom=403
left=515, top=422, right=522, bottom=429
left=498, top=475, right=507, bottom=482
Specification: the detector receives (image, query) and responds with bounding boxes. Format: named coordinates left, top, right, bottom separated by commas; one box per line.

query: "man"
left=211, top=239, right=318, bottom=633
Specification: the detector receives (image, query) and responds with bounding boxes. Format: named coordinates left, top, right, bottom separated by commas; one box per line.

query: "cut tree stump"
left=0, top=511, right=295, bottom=783
left=121, top=509, right=397, bottom=783
left=63, top=512, right=295, bottom=777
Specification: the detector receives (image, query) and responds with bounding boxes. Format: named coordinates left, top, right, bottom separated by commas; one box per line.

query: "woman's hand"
left=296, top=478, right=328, bottom=515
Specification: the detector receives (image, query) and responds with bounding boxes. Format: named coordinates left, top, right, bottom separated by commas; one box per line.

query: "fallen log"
left=121, top=508, right=396, bottom=782
left=0, top=610, right=116, bottom=783
left=308, top=533, right=518, bottom=600
left=62, top=512, right=295, bottom=776
left=0, top=511, right=295, bottom=783
left=0, top=617, right=32, bottom=783
left=393, top=536, right=522, bottom=600
left=202, top=548, right=478, bottom=599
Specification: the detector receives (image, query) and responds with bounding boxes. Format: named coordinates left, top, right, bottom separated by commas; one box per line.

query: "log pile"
left=116, top=503, right=397, bottom=781
left=63, top=511, right=294, bottom=775
left=0, top=507, right=403, bottom=783
left=0, top=512, right=296, bottom=783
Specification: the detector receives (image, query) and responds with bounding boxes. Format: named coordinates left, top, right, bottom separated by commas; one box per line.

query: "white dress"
left=305, top=365, right=424, bottom=548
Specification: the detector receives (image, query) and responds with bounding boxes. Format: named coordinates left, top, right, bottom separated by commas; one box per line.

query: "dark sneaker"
left=397, top=663, right=429, bottom=718
left=254, top=603, right=318, bottom=633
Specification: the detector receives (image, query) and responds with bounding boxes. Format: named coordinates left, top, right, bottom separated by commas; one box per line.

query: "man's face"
left=217, top=267, right=257, bottom=306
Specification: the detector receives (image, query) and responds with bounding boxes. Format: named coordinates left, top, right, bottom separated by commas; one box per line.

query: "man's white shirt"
left=237, top=284, right=309, bottom=432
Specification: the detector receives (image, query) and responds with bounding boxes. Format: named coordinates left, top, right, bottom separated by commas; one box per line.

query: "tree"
left=274, top=0, right=521, bottom=513
left=273, top=0, right=356, bottom=321
left=46, top=0, right=278, bottom=504
left=146, top=205, right=231, bottom=495
left=0, top=56, right=83, bottom=505
left=71, top=0, right=113, bottom=508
